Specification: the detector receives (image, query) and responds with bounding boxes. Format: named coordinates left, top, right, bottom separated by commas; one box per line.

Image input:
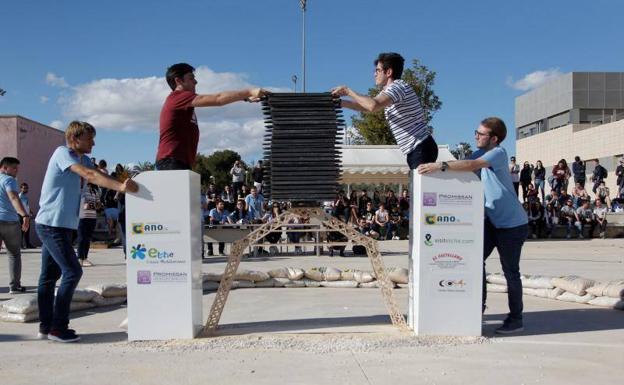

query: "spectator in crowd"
left=572, top=156, right=586, bottom=188
left=36, top=121, right=138, bottom=342
left=360, top=201, right=376, bottom=227
left=18, top=182, right=34, bottom=249
left=596, top=181, right=611, bottom=210
left=399, top=189, right=409, bottom=216
left=358, top=189, right=372, bottom=213
left=559, top=189, right=572, bottom=208
left=509, top=156, right=520, bottom=196
left=519, top=161, right=533, bottom=202
left=76, top=183, right=101, bottom=267
left=525, top=183, right=539, bottom=205
left=252, top=161, right=264, bottom=194
left=116, top=190, right=128, bottom=259
left=97, top=159, right=108, bottom=175
left=245, top=186, right=264, bottom=221
left=228, top=199, right=251, bottom=224
left=332, top=52, right=438, bottom=170
left=551, top=160, right=568, bottom=194
left=561, top=159, right=572, bottom=192
left=332, top=190, right=349, bottom=222
left=286, top=213, right=304, bottom=255
left=220, top=185, right=235, bottom=211
left=156, top=63, right=266, bottom=171
left=389, top=205, right=404, bottom=240
left=385, top=190, right=399, bottom=210
left=559, top=199, right=580, bottom=239
left=207, top=200, right=229, bottom=256
left=591, top=159, right=608, bottom=194
left=355, top=217, right=379, bottom=239
left=373, top=189, right=382, bottom=208
left=348, top=190, right=360, bottom=224
left=571, top=182, right=590, bottom=208
left=373, top=202, right=393, bottom=240
left=206, top=183, right=219, bottom=199
left=533, top=160, right=546, bottom=203
left=544, top=203, right=558, bottom=238
left=102, top=187, right=119, bottom=240
left=0, top=157, right=30, bottom=294
left=546, top=190, right=562, bottom=213
left=593, top=198, right=608, bottom=239
left=616, top=158, right=624, bottom=190
left=206, top=190, right=217, bottom=212
left=575, top=199, right=594, bottom=239
left=230, top=160, right=246, bottom=195
left=237, top=184, right=249, bottom=201
left=261, top=203, right=283, bottom=255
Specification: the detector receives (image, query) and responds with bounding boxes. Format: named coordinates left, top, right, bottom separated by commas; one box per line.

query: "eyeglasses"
left=474, top=130, right=490, bottom=137
left=374, top=67, right=384, bottom=74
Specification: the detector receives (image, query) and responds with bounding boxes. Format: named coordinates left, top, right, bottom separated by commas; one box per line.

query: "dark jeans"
left=406, top=135, right=438, bottom=169
left=482, top=219, right=528, bottom=321
left=0, top=220, right=22, bottom=289
left=19, top=215, right=33, bottom=248
left=76, top=218, right=97, bottom=260
left=155, top=158, right=190, bottom=171
left=207, top=242, right=225, bottom=255
left=36, top=224, right=83, bottom=332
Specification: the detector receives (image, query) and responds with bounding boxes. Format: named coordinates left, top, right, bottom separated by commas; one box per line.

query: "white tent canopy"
left=340, top=144, right=456, bottom=185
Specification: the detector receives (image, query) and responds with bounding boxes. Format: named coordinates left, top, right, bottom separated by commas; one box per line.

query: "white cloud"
left=40, top=96, right=49, bottom=104
left=49, top=120, right=63, bottom=129
left=506, top=68, right=563, bottom=91
left=57, top=66, right=286, bottom=159
left=46, top=72, right=69, bottom=88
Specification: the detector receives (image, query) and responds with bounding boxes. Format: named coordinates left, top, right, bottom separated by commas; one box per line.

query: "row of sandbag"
left=486, top=274, right=624, bottom=310
left=202, top=267, right=409, bottom=290
left=0, top=284, right=127, bottom=323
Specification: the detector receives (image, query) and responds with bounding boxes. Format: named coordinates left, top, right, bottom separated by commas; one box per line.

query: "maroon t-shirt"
left=156, top=90, right=199, bottom=166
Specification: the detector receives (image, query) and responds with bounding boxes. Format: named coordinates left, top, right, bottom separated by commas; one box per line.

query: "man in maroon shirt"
left=156, top=63, right=267, bottom=170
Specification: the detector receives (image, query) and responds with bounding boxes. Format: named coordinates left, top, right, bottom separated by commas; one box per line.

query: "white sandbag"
left=119, top=317, right=128, bottom=330
left=55, top=288, right=98, bottom=302
left=551, top=276, right=595, bottom=296
left=397, top=283, right=408, bottom=289
left=320, top=280, right=359, bottom=288
left=255, top=278, right=276, bottom=288
left=588, top=296, right=621, bottom=308
left=358, top=281, right=379, bottom=288
left=353, top=271, right=375, bottom=284
left=486, top=274, right=507, bottom=286
left=92, top=295, right=127, bottom=307
left=1, top=295, right=38, bottom=314
left=203, top=272, right=223, bottom=282
left=487, top=284, right=507, bottom=293
left=267, top=267, right=289, bottom=279
left=0, top=311, right=39, bottom=322
left=304, top=267, right=342, bottom=281
left=283, top=280, right=306, bottom=288
left=604, top=281, right=624, bottom=299
left=586, top=282, right=607, bottom=296
left=235, top=269, right=270, bottom=282
left=272, top=278, right=290, bottom=287
left=523, top=288, right=552, bottom=298
left=202, top=281, right=220, bottom=291
left=556, top=291, right=595, bottom=304
left=86, top=283, right=127, bottom=298
left=286, top=267, right=304, bottom=281
left=70, top=301, right=96, bottom=312
left=341, top=269, right=357, bottom=281
left=386, top=268, right=409, bottom=284
left=231, top=280, right=255, bottom=289
left=302, top=279, right=322, bottom=287
left=548, top=288, right=565, bottom=299
left=521, top=275, right=555, bottom=289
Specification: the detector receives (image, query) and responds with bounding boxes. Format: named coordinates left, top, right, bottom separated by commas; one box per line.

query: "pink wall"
left=0, top=117, right=18, bottom=157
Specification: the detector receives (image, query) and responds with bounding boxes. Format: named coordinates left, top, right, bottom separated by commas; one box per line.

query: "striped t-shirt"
left=380, top=79, right=430, bottom=155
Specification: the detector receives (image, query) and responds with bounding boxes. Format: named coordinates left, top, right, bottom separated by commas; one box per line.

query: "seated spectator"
left=355, top=217, right=379, bottom=239
left=220, top=185, right=235, bottom=211
left=389, top=206, right=405, bottom=240
left=560, top=199, right=580, bottom=239
left=245, top=186, right=264, bottom=222
left=596, top=181, right=612, bottom=210
left=571, top=182, right=590, bottom=208
left=559, top=189, right=572, bottom=208
left=228, top=199, right=251, bottom=224
left=286, top=213, right=303, bottom=254
left=385, top=190, right=399, bottom=211
left=373, top=203, right=393, bottom=240
left=358, top=189, right=372, bottom=213
left=545, top=190, right=562, bottom=213
left=332, top=190, right=349, bottom=222
left=327, top=231, right=347, bottom=257
left=593, top=198, right=608, bottom=239
left=237, top=184, right=249, bottom=201
left=261, top=203, right=283, bottom=255
left=360, top=201, right=376, bottom=227
left=575, top=199, right=594, bottom=239
left=348, top=190, right=360, bottom=224
left=372, top=190, right=382, bottom=208
left=543, top=203, right=558, bottom=238
left=551, top=160, right=568, bottom=194
left=527, top=201, right=544, bottom=239
left=526, top=183, right=539, bottom=204
left=207, top=200, right=230, bottom=256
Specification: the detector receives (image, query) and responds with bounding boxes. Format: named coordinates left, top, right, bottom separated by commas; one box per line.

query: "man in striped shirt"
left=332, top=52, right=438, bottom=169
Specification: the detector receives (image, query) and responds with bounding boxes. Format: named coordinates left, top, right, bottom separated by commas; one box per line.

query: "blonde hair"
left=65, top=121, right=96, bottom=143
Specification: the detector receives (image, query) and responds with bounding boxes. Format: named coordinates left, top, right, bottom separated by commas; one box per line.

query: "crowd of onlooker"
left=509, top=155, right=624, bottom=239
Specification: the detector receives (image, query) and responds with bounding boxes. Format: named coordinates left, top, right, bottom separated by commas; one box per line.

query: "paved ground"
left=1, top=239, right=623, bottom=385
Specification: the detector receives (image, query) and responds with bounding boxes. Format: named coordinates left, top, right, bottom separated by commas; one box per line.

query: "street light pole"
left=291, top=75, right=298, bottom=92
left=300, top=0, right=306, bottom=92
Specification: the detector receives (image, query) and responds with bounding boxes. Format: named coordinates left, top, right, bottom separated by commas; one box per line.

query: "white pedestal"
left=126, top=170, right=203, bottom=340
left=408, top=170, right=484, bottom=336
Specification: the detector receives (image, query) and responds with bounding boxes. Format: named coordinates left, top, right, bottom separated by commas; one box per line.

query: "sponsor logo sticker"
left=131, top=222, right=180, bottom=235
left=137, top=270, right=151, bottom=284
left=424, top=213, right=471, bottom=226
left=423, top=233, right=475, bottom=246
left=438, top=193, right=473, bottom=206
left=429, top=252, right=466, bottom=270
left=422, top=192, right=437, bottom=207
left=130, top=244, right=184, bottom=264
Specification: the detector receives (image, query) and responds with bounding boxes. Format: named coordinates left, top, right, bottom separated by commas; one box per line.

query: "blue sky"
left=1, top=0, right=622, bottom=167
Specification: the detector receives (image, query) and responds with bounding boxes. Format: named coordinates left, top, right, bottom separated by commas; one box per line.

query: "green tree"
left=193, top=150, right=245, bottom=188
left=351, top=58, right=442, bottom=145
left=450, top=142, right=473, bottom=160
left=132, top=161, right=155, bottom=174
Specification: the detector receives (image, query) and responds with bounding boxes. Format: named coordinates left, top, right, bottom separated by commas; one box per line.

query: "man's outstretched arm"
left=331, top=86, right=392, bottom=113
left=192, top=88, right=268, bottom=107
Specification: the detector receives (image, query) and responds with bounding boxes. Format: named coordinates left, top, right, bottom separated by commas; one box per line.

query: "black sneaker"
left=9, top=286, right=27, bottom=294
left=495, top=318, right=524, bottom=334
left=48, top=329, right=80, bottom=343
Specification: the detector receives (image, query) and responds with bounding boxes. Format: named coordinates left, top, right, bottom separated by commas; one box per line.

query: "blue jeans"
left=36, top=224, right=83, bottom=332
left=534, top=179, right=545, bottom=202
left=406, top=135, right=438, bottom=169
left=76, top=218, right=97, bottom=260
left=482, top=219, right=528, bottom=320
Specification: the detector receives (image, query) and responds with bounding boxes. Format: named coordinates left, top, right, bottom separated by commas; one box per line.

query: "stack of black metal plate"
left=262, top=92, right=344, bottom=204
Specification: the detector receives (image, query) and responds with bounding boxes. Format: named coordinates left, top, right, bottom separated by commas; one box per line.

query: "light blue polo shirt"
left=36, top=146, right=93, bottom=230
left=0, top=173, right=19, bottom=222
left=471, top=146, right=528, bottom=228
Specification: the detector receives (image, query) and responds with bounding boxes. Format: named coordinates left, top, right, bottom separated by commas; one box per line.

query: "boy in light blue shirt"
left=418, top=117, right=528, bottom=334
left=35, top=121, right=138, bottom=343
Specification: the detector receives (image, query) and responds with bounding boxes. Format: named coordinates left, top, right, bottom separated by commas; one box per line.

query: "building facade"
left=0, top=116, right=66, bottom=244
left=516, top=72, right=624, bottom=196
